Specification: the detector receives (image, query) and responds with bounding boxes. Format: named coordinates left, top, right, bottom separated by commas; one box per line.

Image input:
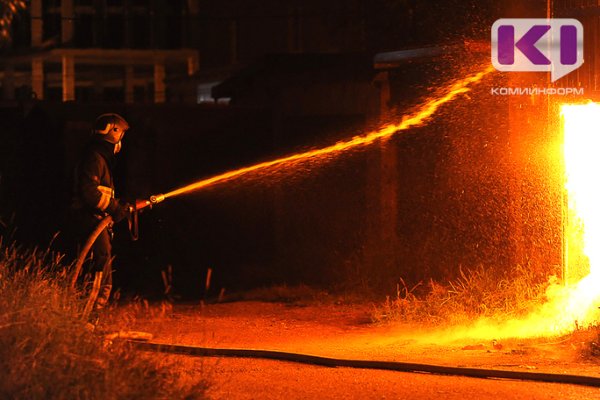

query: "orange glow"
left=437, top=103, right=600, bottom=341
left=163, top=65, right=494, bottom=199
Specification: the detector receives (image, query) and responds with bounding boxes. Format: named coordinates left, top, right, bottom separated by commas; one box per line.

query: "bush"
left=0, top=239, right=207, bottom=400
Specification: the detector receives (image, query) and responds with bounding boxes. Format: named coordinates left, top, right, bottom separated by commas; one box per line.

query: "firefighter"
left=71, top=113, right=131, bottom=315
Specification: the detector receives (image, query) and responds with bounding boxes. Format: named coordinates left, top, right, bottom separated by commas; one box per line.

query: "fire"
left=440, top=103, right=600, bottom=341
left=501, top=103, right=600, bottom=336
left=159, top=67, right=599, bottom=339
left=559, top=103, right=600, bottom=325
left=163, top=65, right=494, bottom=199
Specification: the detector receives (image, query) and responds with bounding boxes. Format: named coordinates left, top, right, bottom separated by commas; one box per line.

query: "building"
left=0, top=0, right=199, bottom=103
left=0, top=0, right=371, bottom=104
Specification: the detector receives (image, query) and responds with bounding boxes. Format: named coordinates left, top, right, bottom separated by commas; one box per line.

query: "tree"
left=0, top=0, right=27, bottom=46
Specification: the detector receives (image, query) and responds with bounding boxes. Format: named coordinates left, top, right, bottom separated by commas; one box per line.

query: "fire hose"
left=129, top=341, right=600, bottom=388
left=70, top=190, right=600, bottom=389
left=70, top=193, right=166, bottom=289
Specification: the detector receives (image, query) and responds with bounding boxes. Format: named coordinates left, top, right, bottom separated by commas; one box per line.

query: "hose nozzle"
left=134, top=193, right=166, bottom=211
left=149, top=194, right=165, bottom=205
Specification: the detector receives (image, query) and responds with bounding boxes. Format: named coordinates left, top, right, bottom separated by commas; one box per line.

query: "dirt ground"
left=126, top=301, right=600, bottom=399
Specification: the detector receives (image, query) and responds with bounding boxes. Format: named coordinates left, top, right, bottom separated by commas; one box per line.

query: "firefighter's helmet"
left=93, top=113, right=129, bottom=144
left=92, top=113, right=129, bottom=154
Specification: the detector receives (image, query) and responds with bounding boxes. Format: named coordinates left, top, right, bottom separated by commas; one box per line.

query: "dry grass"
left=373, top=264, right=552, bottom=325
left=0, top=238, right=207, bottom=400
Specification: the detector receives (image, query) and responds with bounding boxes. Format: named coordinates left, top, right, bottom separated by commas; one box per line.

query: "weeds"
left=373, top=264, right=551, bottom=325
left=0, top=238, right=207, bottom=400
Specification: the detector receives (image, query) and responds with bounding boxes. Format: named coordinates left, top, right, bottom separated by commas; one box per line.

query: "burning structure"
left=459, top=0, right=600, bottom=336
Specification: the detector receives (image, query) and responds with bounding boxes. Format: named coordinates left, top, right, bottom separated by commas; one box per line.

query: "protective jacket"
left=72, top=139, right=120, bottom=218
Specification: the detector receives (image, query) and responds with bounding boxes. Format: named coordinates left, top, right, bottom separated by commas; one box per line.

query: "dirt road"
left=130, top=301, right=600, bottom=399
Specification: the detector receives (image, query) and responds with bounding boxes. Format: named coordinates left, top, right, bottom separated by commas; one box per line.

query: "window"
left=130, top=15, right=150, bottom=48
left=103, top=15, right=125, bottom=48
left=74, top=14, right=94, bottom=47
left=42, top=11, right=61, bottom=42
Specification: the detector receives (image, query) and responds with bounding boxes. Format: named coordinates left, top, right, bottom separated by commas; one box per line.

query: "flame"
left=559, top=103, right=600, bottom=324
left=436, top=103, right=600, bottom=341
left=163, top=65, right=494, bottom=199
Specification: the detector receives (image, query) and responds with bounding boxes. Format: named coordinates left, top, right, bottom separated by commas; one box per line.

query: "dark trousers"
left=92, top=226, right=113, bottom=309
left=71, top=210, right=114, bottom=309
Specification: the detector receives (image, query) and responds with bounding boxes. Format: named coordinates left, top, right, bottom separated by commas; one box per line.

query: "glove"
left=106, top=199, right=131, bottom=223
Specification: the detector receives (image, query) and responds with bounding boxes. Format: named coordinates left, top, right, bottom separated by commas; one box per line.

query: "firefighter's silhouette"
left=71, top=113, right=130, bottom=313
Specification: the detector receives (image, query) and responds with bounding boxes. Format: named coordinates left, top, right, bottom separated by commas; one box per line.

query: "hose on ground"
left=130, top=341, right=600, bottom=388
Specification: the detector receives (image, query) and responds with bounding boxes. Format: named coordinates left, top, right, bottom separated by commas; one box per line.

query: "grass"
left=372, top=265, right=600, bottom=363
left=372, top=264, right=554, bottom=325
left=0, top=238, right=207, bottom=400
